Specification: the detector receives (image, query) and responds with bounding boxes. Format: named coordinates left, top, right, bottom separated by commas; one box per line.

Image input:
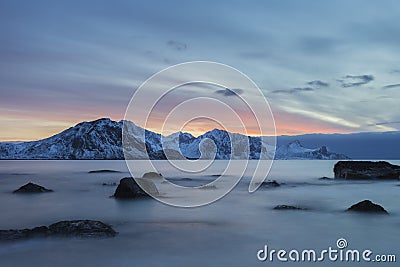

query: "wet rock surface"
left=142, top=172, right=163, bottom=178
left=0, top=220, right=117, bottom=241
left=334, top=161, right=400, bottom=180
left=13, top=182, right=53, bottom=193
left=346, top=200, right=388, bottom=214
left=113, top=177, right=158, bottom=199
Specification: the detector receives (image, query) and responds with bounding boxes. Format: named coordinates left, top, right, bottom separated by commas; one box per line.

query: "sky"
left=1, top=0, right=400, bottom=141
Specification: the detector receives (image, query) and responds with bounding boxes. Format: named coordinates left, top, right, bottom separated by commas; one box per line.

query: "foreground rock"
left=334, top=161, right=400, bottom=180
left=273, top=205, right=308, bottom=210
left=347, top=200, right=388, bottom=214
left=0, top=220, right=117, bottom=241
left=113, top=177, right=158, bottom=199
left=13, top=182, right=53, bottom=193
left=142, top=172, right=163, bottom=178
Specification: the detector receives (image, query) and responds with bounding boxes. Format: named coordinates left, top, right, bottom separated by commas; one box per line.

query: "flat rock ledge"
left=0, top=220, right=117, bottom=241
left=13, top=182, right=53, bottom=193
left=273, top=205, right=308, bottom=210
left=334, top=161, right=400, bottom=180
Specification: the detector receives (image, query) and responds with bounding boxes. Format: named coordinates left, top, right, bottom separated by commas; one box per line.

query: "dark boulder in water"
left=346, top=200, right=388, bottom=214
left=334, top=161, right=400, bottom=180
left=259, top=180, right=281, bottom=188
left=13, top=182, right=53, bottom=193
left=0, top=220, right=117, bottom=241
left=113, top=177, right=158, bottom=199
left=142, top=172, right=163, bottom=178
left=273, top=205, right=308, bottom=210
left=48, top=220, right=117, bottom=237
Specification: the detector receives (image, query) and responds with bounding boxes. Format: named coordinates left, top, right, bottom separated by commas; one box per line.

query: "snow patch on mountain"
left=275, top=140, right=349, bottom=160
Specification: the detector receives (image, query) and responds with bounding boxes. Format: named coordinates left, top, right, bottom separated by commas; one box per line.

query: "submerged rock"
left=13, top=182, right=53, bottom=193
left=334, top=161, right=400, bottom=180
left=88, top=169, right=121, bottom=173
left=48, top=220, right=117, bottom=237
left=346, top=200, right=388, bottom=214
left=142, top=172, right=163, bottom=179
left=258, top=180, right=281, bottom=188
left=113, top=177, right=158, bottom=199
left=318, top=176, right=333, bottom=180
left=102, top=182, right=117, bottom=186
left=273, top=205, right=308, bottom=210
left=0, top=220, right=117, bottom=241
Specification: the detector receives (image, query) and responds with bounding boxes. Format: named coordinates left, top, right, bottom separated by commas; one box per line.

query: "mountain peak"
left=275, top=140, right=348, bottom=160
left=0, top=119, right=350, bottom=160
left=287, top=140, right=302, bottom=147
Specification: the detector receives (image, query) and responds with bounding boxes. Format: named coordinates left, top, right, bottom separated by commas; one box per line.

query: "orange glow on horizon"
left=0, top=111, right=357, bottom=142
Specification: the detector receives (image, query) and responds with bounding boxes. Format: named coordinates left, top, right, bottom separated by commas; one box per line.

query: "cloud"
left=382, top=83, right=400, bottom=89
left=215, top=88, right=244, bottom=96
left=338, top=74, right=374, bottom=88
left=271, top=87, right=314, bottom=94
left=306, top=80, right=329, bottom=88
left=166, top=40, right=187, bottom=51
left=368, top=121, right=400, bottom=126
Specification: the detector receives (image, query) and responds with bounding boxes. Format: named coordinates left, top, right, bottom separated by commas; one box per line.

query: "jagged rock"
left=113, top=177, right=158, bottom=199
left=13, top=182, right=53, bottom=193
left=0, top=220, right=117, bottom=241
left=273, top=205, right=308, bottom=210
left=346, top=200, right=388, bottom=214
left=334, top=161, right=400, bottom=180
left=142, top=172, right=163, bottom=178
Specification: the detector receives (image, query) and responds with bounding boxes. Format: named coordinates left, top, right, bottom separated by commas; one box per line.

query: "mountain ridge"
left=0, top=118, right=350, bottom=160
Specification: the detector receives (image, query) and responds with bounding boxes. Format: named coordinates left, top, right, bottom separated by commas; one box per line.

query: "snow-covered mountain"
left=0, top=118, right=124, bottom=159
left=275, top=140, right=349, bottom=160
left=0, top=118, right=349, bottom=160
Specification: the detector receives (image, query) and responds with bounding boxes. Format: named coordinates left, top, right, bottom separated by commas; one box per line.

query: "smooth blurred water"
left=0, top=160, right=399, bottom=267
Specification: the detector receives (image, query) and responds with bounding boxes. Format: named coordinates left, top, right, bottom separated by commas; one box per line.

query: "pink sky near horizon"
left=0, top=109, right=354, bottom=142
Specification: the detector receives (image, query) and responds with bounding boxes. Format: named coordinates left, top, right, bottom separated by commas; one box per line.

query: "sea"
left=0, top=160, right=399, bottom=267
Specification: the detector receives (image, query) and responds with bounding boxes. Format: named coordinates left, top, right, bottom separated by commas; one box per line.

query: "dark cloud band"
left=338, top=75, right=374, bottom=88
